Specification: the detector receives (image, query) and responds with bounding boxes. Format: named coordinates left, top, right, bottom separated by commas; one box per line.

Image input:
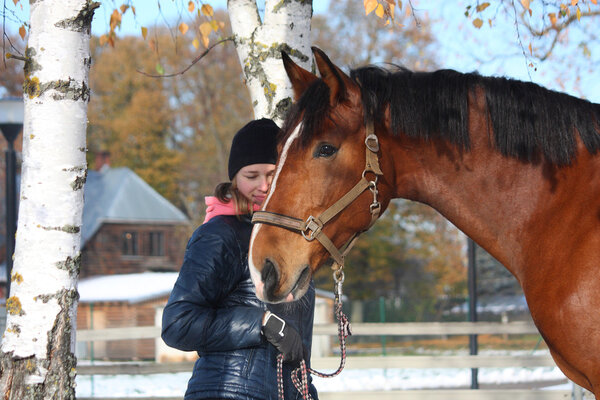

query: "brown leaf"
left=472, top=18, right=483, bottom=28
left=476, top=2, right=490, bottom=12
left=201, top=4, right=214, bottom=17
left=19, top=25, right=26, bottom=40
left=141, top=26, right=148, bottom=40
left=179, top=22, right=189, bottom=35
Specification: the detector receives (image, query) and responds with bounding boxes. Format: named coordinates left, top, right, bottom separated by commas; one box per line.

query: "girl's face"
left=235, top=163, right=276, bottom=206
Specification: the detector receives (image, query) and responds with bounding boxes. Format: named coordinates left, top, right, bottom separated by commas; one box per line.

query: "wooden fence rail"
left=76, top=322, right=585, bottom=400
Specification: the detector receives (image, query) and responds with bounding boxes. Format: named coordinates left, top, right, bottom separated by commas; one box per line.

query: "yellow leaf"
left=210, top=20, right=219, bottom=31
left=548, top=12, right=557, bottom=26
left=389, top=3, right=395, bottom=19
left=571, top=0, right=578, bottom=5
left=364, top=0, right=378, bottom=15
left=520, top=0, right=530, bottom=10
left=179, top=22, right=189, bottom=35
left=591, top=0, right=598, bottom=5
left=199, top=22, right=212, bottom=38
left=99, top=34, right=108, bottom=46
left=528, top=42, right=533, bottom=55
left=188, top=1, right=194, bottom=12
left=18, top=25, right=26, bottom=40
left=476, top=2, right=490, bottom=12
left=576, top=6, right=581, bottom=20
left=202, top=35, right=210, bottom=49
left=472, top=18, right=483, bottom=28
left=201, top=4, right=214, bottom=17
left=141, top=26, right=148, bottom=40
left=192, top=38, right=200, bottom=49
left=375, top=3, right=385, bottom=18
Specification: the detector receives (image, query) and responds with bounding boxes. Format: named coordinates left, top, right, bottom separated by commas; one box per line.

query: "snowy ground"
left=75, top=351, right=573, bottom=398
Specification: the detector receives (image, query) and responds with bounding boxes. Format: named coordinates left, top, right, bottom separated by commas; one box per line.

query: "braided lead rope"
left=278, top=271, right=352, bottom=400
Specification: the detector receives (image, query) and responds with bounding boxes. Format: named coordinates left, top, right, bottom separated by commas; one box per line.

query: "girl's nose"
left=259, top=177, right=270, bottom=192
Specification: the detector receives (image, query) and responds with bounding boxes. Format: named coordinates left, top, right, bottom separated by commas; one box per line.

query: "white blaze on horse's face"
left=249, top=123, right=302, bottom=301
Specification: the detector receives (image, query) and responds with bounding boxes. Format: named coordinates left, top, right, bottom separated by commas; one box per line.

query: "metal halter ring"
left=365, top=133, right=380, bottom=152
left=301, top=215, right=322, bottom=241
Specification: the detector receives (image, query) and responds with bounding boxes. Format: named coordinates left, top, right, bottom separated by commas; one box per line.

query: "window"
left=148, top=232, right=165, bottom=257
left=122, top=232, right=138, bottom=256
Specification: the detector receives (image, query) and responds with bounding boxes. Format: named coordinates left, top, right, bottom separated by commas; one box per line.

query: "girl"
left=162, top=118, right=318, bottom=400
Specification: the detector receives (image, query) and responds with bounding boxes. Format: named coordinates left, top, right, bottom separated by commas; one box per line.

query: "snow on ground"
left=75, top=353, right=570, bottom=398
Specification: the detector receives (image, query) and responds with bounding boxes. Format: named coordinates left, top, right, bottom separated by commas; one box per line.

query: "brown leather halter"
left=252, top=120, right=384, bottom=268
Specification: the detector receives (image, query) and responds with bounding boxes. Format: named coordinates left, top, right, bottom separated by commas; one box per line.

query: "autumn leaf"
left=548, top=12, right=557, bottom=26
left=528, top=42, right=533, bottom=55
left=155, top=63, right=165, bottom=75
left=375, top=3, right=385, bottom=18
left=188, top=1, right=194, bottom=12
left=576, top=6, right=581, bottom=20
left=201, top=4, right=214, bottom=17
left=12, top=0, right=17, bottom=5
left=141, top=26, right=148, bottom=40
left=179, top=22, right=189, bottom=35
left=192, top=38, right=200, bottom=49
left=472, top=18, right=483, bottom=28
left=520, top=0, right=530, bottom=10
left=201, top=35, right=209, bottom=48
left=364, top=0, right=378, bottom=15
left=591, top=0, right=598, bottom=5
left=476, top=2, right=490, bottom=12
left=199, top=22, right=212, bottom=38
left=571, top=0, right=578, bottom=5
left=19, top=25, right=26, bottom=40
left=99, top=35, right=108, bottom=46
left=131, top=6, right=136, bottom=15
left=120, top=4, right=129, bottom=14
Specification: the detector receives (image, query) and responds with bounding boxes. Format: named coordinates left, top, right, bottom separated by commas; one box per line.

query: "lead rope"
left=277, top=267, right=351, bottom=400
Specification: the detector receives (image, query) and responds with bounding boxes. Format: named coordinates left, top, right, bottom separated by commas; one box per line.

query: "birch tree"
left=227, top=0, right=313, bottom=123
left=0, top=0, right=96, bottom=398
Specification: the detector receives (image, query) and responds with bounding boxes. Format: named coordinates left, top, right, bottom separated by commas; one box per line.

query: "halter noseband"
left=252, top=120, right=383, bottom=267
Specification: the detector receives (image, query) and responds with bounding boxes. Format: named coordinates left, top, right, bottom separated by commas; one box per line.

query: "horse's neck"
left=387, top=133, right=599, bottom=282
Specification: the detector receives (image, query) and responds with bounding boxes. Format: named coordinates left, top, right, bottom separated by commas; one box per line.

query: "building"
left=76, top=166, right=191, bottom=360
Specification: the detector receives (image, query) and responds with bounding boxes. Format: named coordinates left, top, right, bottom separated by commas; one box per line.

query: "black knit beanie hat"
left=228, top=118, right=279, bottom=180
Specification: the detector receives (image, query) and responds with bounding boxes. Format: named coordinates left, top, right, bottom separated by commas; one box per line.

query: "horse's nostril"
left=262, top=258, right=279, bottom=296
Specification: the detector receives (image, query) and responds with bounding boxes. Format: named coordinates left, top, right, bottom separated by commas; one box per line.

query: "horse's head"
left=249, top=48, right=394, bottom=303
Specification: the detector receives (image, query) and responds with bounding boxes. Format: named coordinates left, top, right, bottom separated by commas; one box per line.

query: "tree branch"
left=137, top=37, right=234, bottom=78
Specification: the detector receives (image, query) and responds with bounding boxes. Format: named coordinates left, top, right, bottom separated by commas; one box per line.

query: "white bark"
left=1, top=0, right=94, bottom=397
left=227, top=0, right=313, bottom=123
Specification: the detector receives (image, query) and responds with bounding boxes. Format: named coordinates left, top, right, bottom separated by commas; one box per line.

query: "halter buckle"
left=365, top=133, right=379, bottom=152
left=301, top=216, right=322, bottom=241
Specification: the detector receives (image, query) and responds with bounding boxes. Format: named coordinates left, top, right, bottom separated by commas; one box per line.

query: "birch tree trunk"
left=0, top=0, right=97, bottom=398
left=227, top=0, right=313, bottom=123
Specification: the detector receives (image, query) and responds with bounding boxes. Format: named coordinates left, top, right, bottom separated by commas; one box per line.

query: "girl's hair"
left=213, top=177, right=253, bottom=216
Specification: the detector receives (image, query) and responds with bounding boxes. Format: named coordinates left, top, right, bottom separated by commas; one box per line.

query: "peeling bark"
left=228, top=0, right=313, bottom=123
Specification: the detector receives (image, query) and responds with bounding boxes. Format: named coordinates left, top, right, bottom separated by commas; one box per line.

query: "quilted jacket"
left=161, top=215, right=318, bottom=400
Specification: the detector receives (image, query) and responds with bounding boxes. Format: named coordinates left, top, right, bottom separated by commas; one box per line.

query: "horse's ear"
left=282, top=51, right=318, bottom=100
left=312, top=47, right=359, bottom=106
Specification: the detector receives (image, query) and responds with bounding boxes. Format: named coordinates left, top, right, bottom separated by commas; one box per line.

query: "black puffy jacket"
left=161, top=215, right=318, bottom=400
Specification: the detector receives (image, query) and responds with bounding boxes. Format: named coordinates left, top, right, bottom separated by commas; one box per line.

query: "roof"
left=77, top=272, right=341, bottom=305
left=82, top=167, right=189, bottom=246
left=78, top=272, right=179, bottom=304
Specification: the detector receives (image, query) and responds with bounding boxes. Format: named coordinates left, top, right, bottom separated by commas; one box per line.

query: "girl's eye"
left=316, top=144, right=338, bottom=158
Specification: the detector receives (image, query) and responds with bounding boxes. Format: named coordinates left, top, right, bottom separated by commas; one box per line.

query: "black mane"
left=282, top=65, right=600, bottom=165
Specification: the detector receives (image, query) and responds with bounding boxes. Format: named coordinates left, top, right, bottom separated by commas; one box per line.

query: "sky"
left=2, top=1, right=599, bottom=103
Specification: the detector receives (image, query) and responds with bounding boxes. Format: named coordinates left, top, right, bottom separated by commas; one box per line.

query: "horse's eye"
left=316, top=144, right=338, bottom=158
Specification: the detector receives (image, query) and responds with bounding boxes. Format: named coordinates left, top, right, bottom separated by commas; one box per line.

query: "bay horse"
left=248, top=47, right=600, bottom=395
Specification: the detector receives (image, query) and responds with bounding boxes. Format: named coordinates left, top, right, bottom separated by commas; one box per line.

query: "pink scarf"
left=203, top=196, right=260, bottom=223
